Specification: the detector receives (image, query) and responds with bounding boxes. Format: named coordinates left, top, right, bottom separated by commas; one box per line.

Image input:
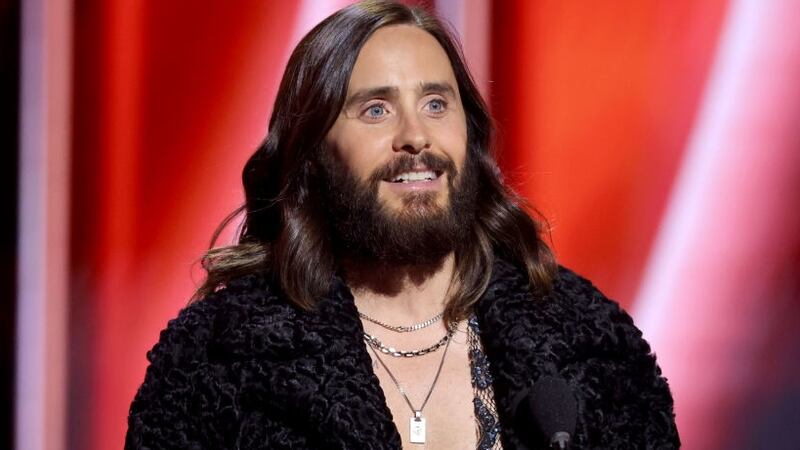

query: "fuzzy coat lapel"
left=284, top=258, right=554, bottom=449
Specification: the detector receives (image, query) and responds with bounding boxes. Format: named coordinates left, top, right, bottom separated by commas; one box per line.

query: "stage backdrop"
left=17, top=1, right=800, bottom=449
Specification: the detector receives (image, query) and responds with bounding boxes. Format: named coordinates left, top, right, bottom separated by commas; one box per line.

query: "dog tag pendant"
left=409, top=411, right=426, bottom=444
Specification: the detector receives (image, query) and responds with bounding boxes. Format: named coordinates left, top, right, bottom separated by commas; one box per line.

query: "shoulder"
left=488, top=258, right=632, bottom=328
left=127, top=273, right=315, bottom=448
left=551, top=265, right=637, bottom=328
left=480, top=259, right=650, bottom=371
left=143, top=272, right=297, bottom=369
left=483, top=258, right=659, bottom=384
left=530, top=264, right=654, bottom=362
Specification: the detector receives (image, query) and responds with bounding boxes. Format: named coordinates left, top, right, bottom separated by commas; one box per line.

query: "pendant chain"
left=367, top=328, right=453, bottom=419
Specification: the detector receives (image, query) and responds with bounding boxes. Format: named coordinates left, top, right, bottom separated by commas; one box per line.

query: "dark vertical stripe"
left=0, top=1, right=20, bottom=449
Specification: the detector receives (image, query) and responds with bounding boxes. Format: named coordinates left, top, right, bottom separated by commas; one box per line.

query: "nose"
left=392, top=112, right=430, bottom=154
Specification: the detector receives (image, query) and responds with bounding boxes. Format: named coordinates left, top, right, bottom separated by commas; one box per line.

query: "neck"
left=343, top=253, right=456, bottom=323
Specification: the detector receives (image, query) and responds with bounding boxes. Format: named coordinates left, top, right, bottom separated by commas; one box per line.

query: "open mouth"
left=386, top=170, right=443, bottom=183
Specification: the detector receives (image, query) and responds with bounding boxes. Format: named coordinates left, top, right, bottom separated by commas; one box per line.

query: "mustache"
left=367, top=152, right=457, bottom=186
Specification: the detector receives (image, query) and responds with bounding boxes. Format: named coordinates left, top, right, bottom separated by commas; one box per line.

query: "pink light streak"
left=16, top=0, right=73, bottom=449
left=634, top=0, right=800, bottom=448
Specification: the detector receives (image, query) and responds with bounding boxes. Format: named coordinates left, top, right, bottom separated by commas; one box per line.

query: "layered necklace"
left=360, top=310, right=453, bottom=444
left=359, top=311, right=443, bottom=332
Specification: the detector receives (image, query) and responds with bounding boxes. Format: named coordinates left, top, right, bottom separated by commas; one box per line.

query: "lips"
left=388, top=170, right=442, bottom=183
left=370, top=153, right=455, bottom=187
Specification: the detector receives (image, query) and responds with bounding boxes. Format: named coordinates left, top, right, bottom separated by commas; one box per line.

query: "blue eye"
left=427, top=98, right=447, bottom=114
left=364, top=103, right=387, bottom=119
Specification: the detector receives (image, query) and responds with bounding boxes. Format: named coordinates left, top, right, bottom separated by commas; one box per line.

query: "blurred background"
left=4, top=0, right=800, bottom=449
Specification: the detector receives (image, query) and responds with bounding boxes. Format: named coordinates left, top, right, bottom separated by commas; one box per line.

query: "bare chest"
left=366, top=330, right=478, bottom=450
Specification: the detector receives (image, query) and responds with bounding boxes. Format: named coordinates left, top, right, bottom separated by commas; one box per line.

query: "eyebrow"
left=344, top=86, right=398, bottom=110
left=343, top=81, right=457, bottom=110
left=420, top=81, right=456, bottom=99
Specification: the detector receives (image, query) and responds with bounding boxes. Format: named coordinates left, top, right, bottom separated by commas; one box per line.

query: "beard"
left=313, top=148, right=479, bottom=266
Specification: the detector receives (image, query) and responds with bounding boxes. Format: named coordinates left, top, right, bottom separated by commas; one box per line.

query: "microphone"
left=512, top=375, right=578, bottom=450
left=530, top=376, right=577, bottom=449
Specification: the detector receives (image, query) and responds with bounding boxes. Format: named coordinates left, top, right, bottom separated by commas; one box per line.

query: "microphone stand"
left=550, top=431, right=571, bottom=449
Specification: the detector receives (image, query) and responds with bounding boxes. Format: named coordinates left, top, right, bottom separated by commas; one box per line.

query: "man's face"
left=324, top=24, right=468, bottom=216
left=318, top=25, right=475, bottom=264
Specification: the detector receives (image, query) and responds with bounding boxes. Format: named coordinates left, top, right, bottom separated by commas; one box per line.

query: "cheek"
left=436, top=116, right=468, bottom=168
left=329, top=125, right=394, bottom=181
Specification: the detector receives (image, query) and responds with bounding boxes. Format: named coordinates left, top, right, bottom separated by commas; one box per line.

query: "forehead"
left=347, top=24, right=459, bottom=93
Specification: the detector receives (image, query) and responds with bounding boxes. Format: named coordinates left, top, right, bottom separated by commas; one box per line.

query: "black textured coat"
left=126, top=260, right=680, bottom=449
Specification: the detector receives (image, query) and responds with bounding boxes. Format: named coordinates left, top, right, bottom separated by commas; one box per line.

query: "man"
left=126, top=1, right=679, bottom=449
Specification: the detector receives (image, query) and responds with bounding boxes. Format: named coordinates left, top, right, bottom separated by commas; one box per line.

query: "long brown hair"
left=196, top=0, right=557, bottom=324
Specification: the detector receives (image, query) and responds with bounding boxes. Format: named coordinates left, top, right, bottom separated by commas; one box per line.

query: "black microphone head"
left=529, top=376, right=578, bottom=443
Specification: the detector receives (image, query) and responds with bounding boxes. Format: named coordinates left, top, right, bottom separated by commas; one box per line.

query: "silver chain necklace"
left=358, top=311, right=443, bottom=332
left=363, top=325, right=455, bottom=358
left=368, top=330, right=453, bottom=444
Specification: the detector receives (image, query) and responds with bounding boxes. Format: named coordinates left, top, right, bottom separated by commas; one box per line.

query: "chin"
left=407, top=202, right=448, bottom=219
left=389, top=192, right=448, bottom=216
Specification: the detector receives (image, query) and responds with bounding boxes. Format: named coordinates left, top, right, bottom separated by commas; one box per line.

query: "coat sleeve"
left=125, top=299, right=234, bottom=450
left=558, top=270, right=680, bottom=449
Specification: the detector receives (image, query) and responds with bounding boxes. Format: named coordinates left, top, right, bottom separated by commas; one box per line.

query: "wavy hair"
left=196, top=0, right=557, bottom=324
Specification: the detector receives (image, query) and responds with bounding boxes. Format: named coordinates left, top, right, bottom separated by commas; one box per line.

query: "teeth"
left=391, top=171, right=437, bottom=183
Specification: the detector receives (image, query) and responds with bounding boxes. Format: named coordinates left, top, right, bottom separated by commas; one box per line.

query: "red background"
left=18, top=1, right=800, bottom=449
